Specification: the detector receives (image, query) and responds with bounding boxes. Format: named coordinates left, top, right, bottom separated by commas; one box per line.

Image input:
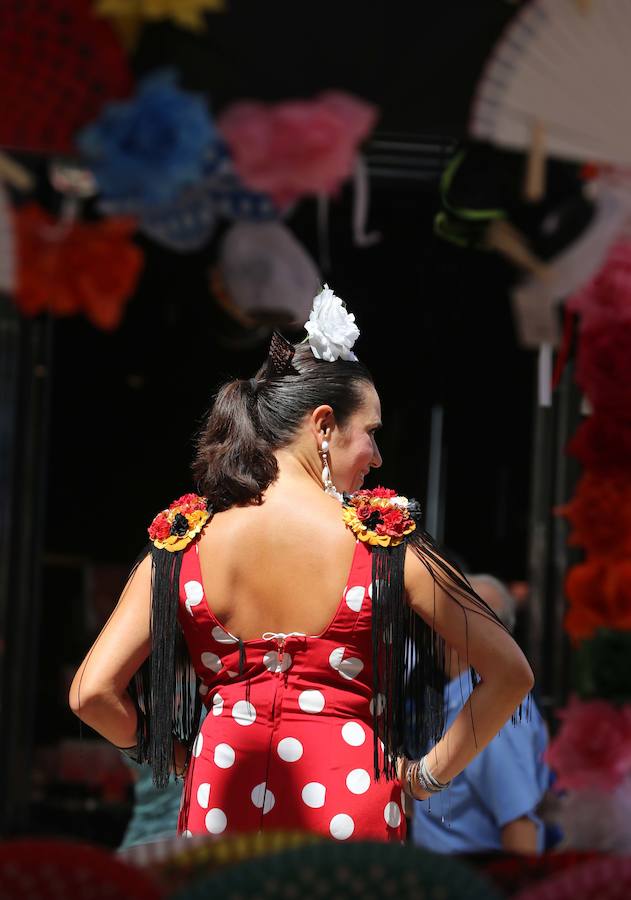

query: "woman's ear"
left=311, top=404, right=334, bottom=439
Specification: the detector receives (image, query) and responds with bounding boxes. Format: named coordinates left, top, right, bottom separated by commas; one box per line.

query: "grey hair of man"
left=467, top=574, right=517, bottom=634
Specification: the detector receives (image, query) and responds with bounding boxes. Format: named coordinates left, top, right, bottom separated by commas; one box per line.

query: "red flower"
left=169, top=493, right=206, bottom=513
left=370, top=487, right=398, bottom=499
left=355, top=503, right=374, bottom=521
left=376, top=507, right=407, bottom=538
left=546, top=695, right=631, bottom=791
left=576, top=319, right=631, bottom=412
left=565, top=560, right=631, bottom=640
left=568, top=413, right=631, bottom=472
left=557, top=472, right=631, bottom=557
left=148, top=513, right=171, bottom=541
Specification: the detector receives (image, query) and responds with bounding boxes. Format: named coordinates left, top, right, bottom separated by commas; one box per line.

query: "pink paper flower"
left=217, top=92, right=378, bottom=207
left=546, top=695, right=631, bottom=791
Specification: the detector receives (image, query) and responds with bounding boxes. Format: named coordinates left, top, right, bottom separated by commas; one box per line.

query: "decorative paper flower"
left=576, top=319, right=631, bottom=411
left=568, top=239, right=631, bottom=331
left=14, top=204, right=142, bottom=331
left=557, top=472, right=631, bottom=557
left=305, top=285, right=360, bottom=362
left=77, top=70, right=216, bottom=208
left=342, top=488, right=419, bottom=547
left=96, top=0, right=224, bottom=33
left=564, top=560, right=631, bottom=640
left=568, top=412, right=631, bottom=472
left=545, top=695, right=631, bottom=791
left=148, top=493, right=210, bottom=552
left=217, top=92, right=378, bottom=207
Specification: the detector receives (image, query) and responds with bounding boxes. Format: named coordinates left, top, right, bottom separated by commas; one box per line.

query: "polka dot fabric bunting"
left=0, top=0, right=131, bottom=154
left=176, top=538, right=405, bottom=842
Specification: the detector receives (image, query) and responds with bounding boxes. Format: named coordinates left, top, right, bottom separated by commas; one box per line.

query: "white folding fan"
left=470, top=0, right=631, bottom=166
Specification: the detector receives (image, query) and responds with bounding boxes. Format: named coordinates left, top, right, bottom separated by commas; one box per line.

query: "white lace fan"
left=470, top=0, right=631, bottom=166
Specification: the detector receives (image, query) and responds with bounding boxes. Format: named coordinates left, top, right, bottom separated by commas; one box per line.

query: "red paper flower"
left=169, top=493, right=207, bottom=513
left=568, top=413, right=631, bottom=472
left=557, top=472, right=631, bottom=557
left=546, top=694, right=631, bottom=791
left=568, top=239, right=631, bottom=331
left=14, top=204, right=142, bottom=331
left=218, top=92, right=378, bottom=207
left=148, top=515, right=171, bottom=542
left=565, top=560, right=631, bottom=640
left=576, top=319, right=631, bottom=411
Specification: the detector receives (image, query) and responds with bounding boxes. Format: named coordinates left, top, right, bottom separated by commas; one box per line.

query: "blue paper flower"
left=77, top=69, right=216, bottom=208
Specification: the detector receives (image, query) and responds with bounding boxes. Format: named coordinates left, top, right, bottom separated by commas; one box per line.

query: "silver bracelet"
left=418, top=755, right=450, bottom=793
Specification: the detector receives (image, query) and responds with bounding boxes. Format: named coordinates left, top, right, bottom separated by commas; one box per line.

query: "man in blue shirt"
left=411, top=574, right=549, bottom=855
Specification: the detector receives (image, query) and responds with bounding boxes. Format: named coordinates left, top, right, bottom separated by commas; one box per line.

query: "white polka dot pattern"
left=344, top=585, right=365, bottom=612
left=182, top=829, right=193, bottom=838
left=232, top=700, right=256, bottom=726
left=214, top=743, right=235, bottom=769
left=330, top=813, right=354, bottom=840
left=263, top=650, right=292, bottom=673
left=302, top=782, right=326, bottom=808
left=298, top=689, right=325, bottom=713
left=196, top=783, right=210, bottom=808
left=346, top=768, right=371, bottom=794
left=212, top=693, right=224, bottom=716
left=192, top=733, right=203, bottom=758
left=205, top=808, right=227, bottom=834
left=329, top=646, right=364, bottom=680
left=384, top=801, right=402, bottom=828
left=212, top=625, right=238, bottom=644
left=200, top=651, right=222, bottom=673
left=277, top=737, right=303, bottom=762
left=341, top=721, right=366, bottom=746
left=251, top=782, right=275, bottom=814
left=184, top=580, right=203, bottom=616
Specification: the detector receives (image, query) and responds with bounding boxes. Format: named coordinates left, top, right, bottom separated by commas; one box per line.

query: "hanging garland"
left=548, top=240, right=631, bottom=847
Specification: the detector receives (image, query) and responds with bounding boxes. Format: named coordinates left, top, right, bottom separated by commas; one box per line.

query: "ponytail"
left=193, top=379, right=277, bottom=511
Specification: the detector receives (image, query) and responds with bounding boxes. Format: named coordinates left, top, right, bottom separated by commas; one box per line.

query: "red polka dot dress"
left=177, top=538, right=405, bottom=842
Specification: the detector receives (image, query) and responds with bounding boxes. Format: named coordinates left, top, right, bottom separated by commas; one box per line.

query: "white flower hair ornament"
left=304, top=285, right=360, bottom=362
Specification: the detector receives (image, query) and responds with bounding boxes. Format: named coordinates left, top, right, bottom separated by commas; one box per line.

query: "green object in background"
left=574, top=629, right=631, bottom=704
left=173, top=840, right=505, bottom=900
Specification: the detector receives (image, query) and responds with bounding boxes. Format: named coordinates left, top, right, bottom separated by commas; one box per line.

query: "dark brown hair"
left=193, top=343, right=374, bottom=511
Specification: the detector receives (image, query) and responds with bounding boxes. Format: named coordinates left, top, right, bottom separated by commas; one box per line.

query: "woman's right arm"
left=68, top=554, right=152, bottom=750
left=403, top=549, right=534, bottom=791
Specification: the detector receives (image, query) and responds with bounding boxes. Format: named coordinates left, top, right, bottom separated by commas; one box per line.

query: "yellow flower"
left=96, top=0, right=224, bottom=49
left=153, top=508, right=210, bottom=551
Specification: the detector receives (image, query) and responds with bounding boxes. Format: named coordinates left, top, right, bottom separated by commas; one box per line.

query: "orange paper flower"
left=557, top=472, right=631, bottom=558
left=565, top=560, right=631, bottom=640
left=14, top=204, right=142, bottom=331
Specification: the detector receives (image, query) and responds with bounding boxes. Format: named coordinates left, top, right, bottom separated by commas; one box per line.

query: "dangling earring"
left=319, top=438, right=343, bottom=502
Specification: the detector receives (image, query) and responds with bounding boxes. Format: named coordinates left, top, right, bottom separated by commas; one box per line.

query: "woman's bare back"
left=197, top=483, right=357, bottom=641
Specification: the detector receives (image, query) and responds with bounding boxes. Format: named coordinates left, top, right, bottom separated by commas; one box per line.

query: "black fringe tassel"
left=129, top=543, right=202, bottom=789
left=371, top=528, right=509, bottom=782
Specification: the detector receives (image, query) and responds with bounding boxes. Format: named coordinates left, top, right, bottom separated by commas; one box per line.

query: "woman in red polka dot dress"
left=71, top=287, right=534, bottom=844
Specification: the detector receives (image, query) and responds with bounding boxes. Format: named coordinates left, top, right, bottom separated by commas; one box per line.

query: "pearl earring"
left=319, top=438, right=343, bottom=502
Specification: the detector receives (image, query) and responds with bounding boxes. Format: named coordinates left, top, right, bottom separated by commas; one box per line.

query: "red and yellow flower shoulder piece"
left=148, top=492, right=210, bottom=552
left=342, top=487, right=421, bottom=547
